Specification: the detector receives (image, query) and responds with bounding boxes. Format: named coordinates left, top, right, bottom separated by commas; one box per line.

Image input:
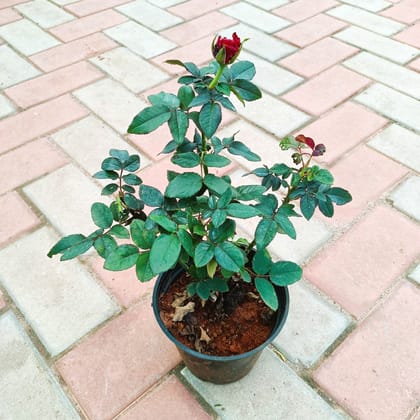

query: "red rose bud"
left=212, top=32, right=242, bottom=65
left=296, top=134, right=315, bottom=149
left=312, top=144, right=326, bottom=156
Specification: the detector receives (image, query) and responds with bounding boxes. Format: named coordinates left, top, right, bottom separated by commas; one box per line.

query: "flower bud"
left=212, top=32, right=242, bottom=65
left=312, top=144, right=326, bottom=156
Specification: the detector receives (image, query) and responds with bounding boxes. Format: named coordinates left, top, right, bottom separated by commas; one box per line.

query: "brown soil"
left=159, top=272, right=277, bottom=356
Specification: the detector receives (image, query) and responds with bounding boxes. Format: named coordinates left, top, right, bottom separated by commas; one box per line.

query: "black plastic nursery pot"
left=152, top=267, right=290, bottom=384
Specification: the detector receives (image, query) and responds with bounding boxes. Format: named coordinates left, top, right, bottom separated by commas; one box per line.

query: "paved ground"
left=0, top=0, right=419, bottom=419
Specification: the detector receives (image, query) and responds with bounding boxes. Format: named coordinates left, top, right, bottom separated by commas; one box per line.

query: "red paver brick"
left=381, top=0, right=420, bottom=24
left=408, top=57, right=420, bottom=72
left=56, top=299, right=181, bottom=420
left=49, top=9, right=128, bottom=42
left=305, top=205, right=420, bottom=318
left=279, top=37, right=358, bottom=78
left=299, top=102, right=388, bottom=164
left=119, top=376, right=211, bottom=420
left=168, top=0, right=238, bottom=19
left=29, top=33, right=117, bottom=72
left=65, top=0, right=132, bottom=17
left=393, top=22, right=420, bottom=48
left=4, top=61, right=103, bottom=109
left=89, top=257, right=154, bottom=308
left=0, top=191, right=40, bottom=247
left=282, top=65, right=370, bottom=115
left=328, top=145, right=407, bottom=225
left=0, top=138, right=68, bottom=195
left=314, top=281, right=420, bottom=420
left=275, top=14, right=347, bottom=48
left=161, top=11, right=237, bottom=45
left=0, top=8, right=21, bottom=25
left=273, top=0, right=339, bottom=22
left=0, top=95, right=88, bottom=154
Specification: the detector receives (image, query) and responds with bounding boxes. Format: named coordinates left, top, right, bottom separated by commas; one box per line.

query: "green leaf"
left=255, top=277, right=278, bottom=311
left=207, top=277, right=229, bottom=293
left=270, top=163, right=291, bottom=176
left=178, top=85, right=194, bottom=108
left=214, top=242, right=244, bottom=272
left=130, top=219, right=155, bottom=249
left=104, top=245, right=139, bottom=271
left=165, top=173, right=203, bottom=198
left=139, top=184, right=163, bottom=207
left=326, top=187, right=352, bottom=205
left=212, top=209, right=227, bottom=228
left=177, top=229, right=194, bottom=257
left=169, top=110, right=188, bottom=144
left=274, top=214, right=296, bottom=240
left=108, top=225, right=130, bottom=239
left=270, top=261, right=302, bottom=286
left=94, top=235, right=117, bottom=258
left=318, top=196, right=334, bottom=217
left=101, top=157, right=121, bottom=171
left=230, top=60, right=256, bottom=81
left=60, top=238, right=93, bottom=261
left=150, top=234, right=181, bottom=273
left=122, top=174, right=142, bottom=185
left=300, top=195, right=317, bottom=220
left=91, top=203, right=113, bottom=229
left=122, top=184, right=135, bottom=194
left=255, top=219, right=277, bottom=250
left=93, top=170, right=119, bottom=180
left=240, top=268, right=251, bottom=283
left=149, top=214, right=177, bottom=232
left=124, top=193, right=143, bottom=210
left=136, top=252, right=155, bottom=282
left=194, top=242, right=215, bottom=267
left=314, top=169, right=334, bottom=185
left=48, top=234, right=86, bottom=257
left=226, top=203, right=258, bottom=218
left=189, top=91, right=211, bottom=108
left=204, top=174, right=230, bottom=195
left=228, top=141, right=261, bottom=162
left=209, top=219, right=236, bottom=243
left=231, top=79, right=262, bottom=101
left=127, top=105, right=171, bottom=134
left=217, top=188, right=233, bottom=209
left=255, top=194, right=278, bottom=217
left=196, top=281, right=211, bottom=300
left=110, top=149, right=129, bottom=163
left=203, top=154, right=231, bottom=168
left=236, top=185, right=266, bottom=201
left=124, top=155, right=140, bottom=172
left=199, top=102, right=221, bottom=138
left=148, top=92, right=180, bottom=109
left=252, top=250, right=272, bottom=275
left=171, top=152, right=200, bottom=168
left=279, top=136, right=300, bottom=151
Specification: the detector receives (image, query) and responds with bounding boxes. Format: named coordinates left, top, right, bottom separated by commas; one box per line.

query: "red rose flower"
left=212, top=32, right=242, bottom=65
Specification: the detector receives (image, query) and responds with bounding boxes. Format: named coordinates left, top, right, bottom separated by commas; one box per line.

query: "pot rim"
left=152, top=267, right=289, bottom=362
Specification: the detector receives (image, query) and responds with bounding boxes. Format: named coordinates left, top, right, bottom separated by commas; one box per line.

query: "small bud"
left=312, top=144, right=326, bottom=156
left=292, top=153, right=302, bottom=164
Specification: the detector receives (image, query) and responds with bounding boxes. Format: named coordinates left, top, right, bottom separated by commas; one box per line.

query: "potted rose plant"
left=48, top=33, right=351, bottom=383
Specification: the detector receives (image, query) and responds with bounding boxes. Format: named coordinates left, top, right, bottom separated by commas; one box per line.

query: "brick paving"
left=0, top=1, right=419, bottom=419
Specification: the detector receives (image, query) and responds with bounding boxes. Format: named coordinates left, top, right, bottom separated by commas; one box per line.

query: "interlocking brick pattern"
left=0, top=1, right=419, bottom=419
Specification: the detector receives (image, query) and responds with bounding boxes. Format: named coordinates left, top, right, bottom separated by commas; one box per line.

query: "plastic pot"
left=152, top=267, right=289, bottom=384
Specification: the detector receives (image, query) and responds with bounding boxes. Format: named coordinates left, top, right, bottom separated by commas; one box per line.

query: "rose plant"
left=48, top=33, right=351, bottom=344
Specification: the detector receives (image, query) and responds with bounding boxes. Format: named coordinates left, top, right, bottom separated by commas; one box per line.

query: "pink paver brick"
left=49, top=9, right=128, bottom=42
left=4, top=61, right=104, bottom=109
left=282, top=65, right=371, bottom=116
left=0, top=138, right=68, bottom=195
left=0, top=8, right=21, bottom=25
left=65, top=0, right=132, bottom=17
left=327, top=145, right=407, bottom=225
left=29, top=33, right=118, bottom=72
left=0, top=291, right=6, bottom=310
left=89, top=257, right=154, bottom=308
left=119, top=375, right=211, bottom=420
left=299, top=102, right=388, bottom=164
left=381, top=0, right=420, bottom=24
left=273, top=0, right=339, bottom=22
left=0, top=191, right=40, bottom=247
left=56, top=299, right=181, bottom=420
left=168, top=0, right=238, bottom=19
left=161, top=11, right=237, bottom=45
left=0, top=95, right=88, bottom=154
left=279, top=37, right=358, bottom=78
left=275, top=14, right=348, bottom=48
left=409, top=57, right=420, bottom=72
left=305, top=205, right=420, bottom=318
left=0, top=0, right=28, bottom=8
left=314, top=281, right=420, bottom=420
left=393, top=22, right=420, bottom=48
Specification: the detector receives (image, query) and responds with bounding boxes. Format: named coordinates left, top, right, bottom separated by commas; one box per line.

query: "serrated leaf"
left=228, top=141, right=261, bottom=162
left=204, top=174, right=230, bottom=195
left=149, top=214, right=177, bottom=232
left=326, top=187, right=352, bottom=205
left=300, top=195, right=317, bottom=220
left=110, top=149, right=129, bottom=163
left=274, top=213, right=296, bottom=239
left=127, top=105, right=171, bottom=134
left=91, top=203, right=113, bottom=229
left=196, top=281, right=211, bottom=300
left=124, top=193, right=143, bottom=210
left=60, top=238, right=93, bottom=261
left=108, top=225, right=130, bottom=239
left=122, top=174, right=142, bottom=185
left=48, top=234, right=86, bottom=257
left=169, top=110, right=188, bottom=144
left=214, top=242, right=244, bottom=272
left=217, top=188, right=233, bottom=209
left=177, top=229, right=194, bottom=257
left=203, top=154, right=231, bottom=167
left=94, top=235, right=117, bottom=258
left=255, top=218, right=277, bottom=250
left=270, top=261, right=302, bottom=286
left=194, top=242, right=215, bottom=267
left=150, top=234, right=181, bottom=273
left=199, top=102, right=221, bottom=138
left=101, top=184, right=118, bottom=197
left=165, top=173, right=203, bottom=198
left=252, top=249, right=272, bottom=275
left=189, top=91, right=211, bottom=108
left=231, top=79, right=261, bottom=102
left=148, top=92, right=180, bottom=109
left=255, top=277, right=278, bottom=311
left=136, top=252, right=155, bottom=282
left=314, top=169, right=334, bottom=185
left=122, top=184, right=135, bottom=193
left=93, top=170, right=119, bottom=180
left=130, top=219, right=155, bottom=249
left=319, top=196, right=334, bottom=217
left=124, top=155, right=140, bottom=172
left=171, top=152, right=200, bottom=168
left=104, top=245, right=139, bottom=271
left=209, top=219, right=235, bottom=243
left=212, top=209, right=227, bottom=228
left=236, top=185, right=266, bottom=201
left=139, top=184, right=164, bottom=207
left=178, top=85, right=194, bottom=108
left=231, top=60, right=256, bottom=81
left=226, top=203, right=258, bottom=218
left=270, top=163, right=291, bottom=176
left=101, top=157, right=121, bottom=171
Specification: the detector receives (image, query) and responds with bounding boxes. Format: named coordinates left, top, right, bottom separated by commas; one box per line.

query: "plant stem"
left=208, top=64, right=226, bottom=90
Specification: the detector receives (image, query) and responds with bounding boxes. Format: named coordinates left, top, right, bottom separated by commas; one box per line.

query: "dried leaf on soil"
left=172, top=301, right=195, bottom=321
